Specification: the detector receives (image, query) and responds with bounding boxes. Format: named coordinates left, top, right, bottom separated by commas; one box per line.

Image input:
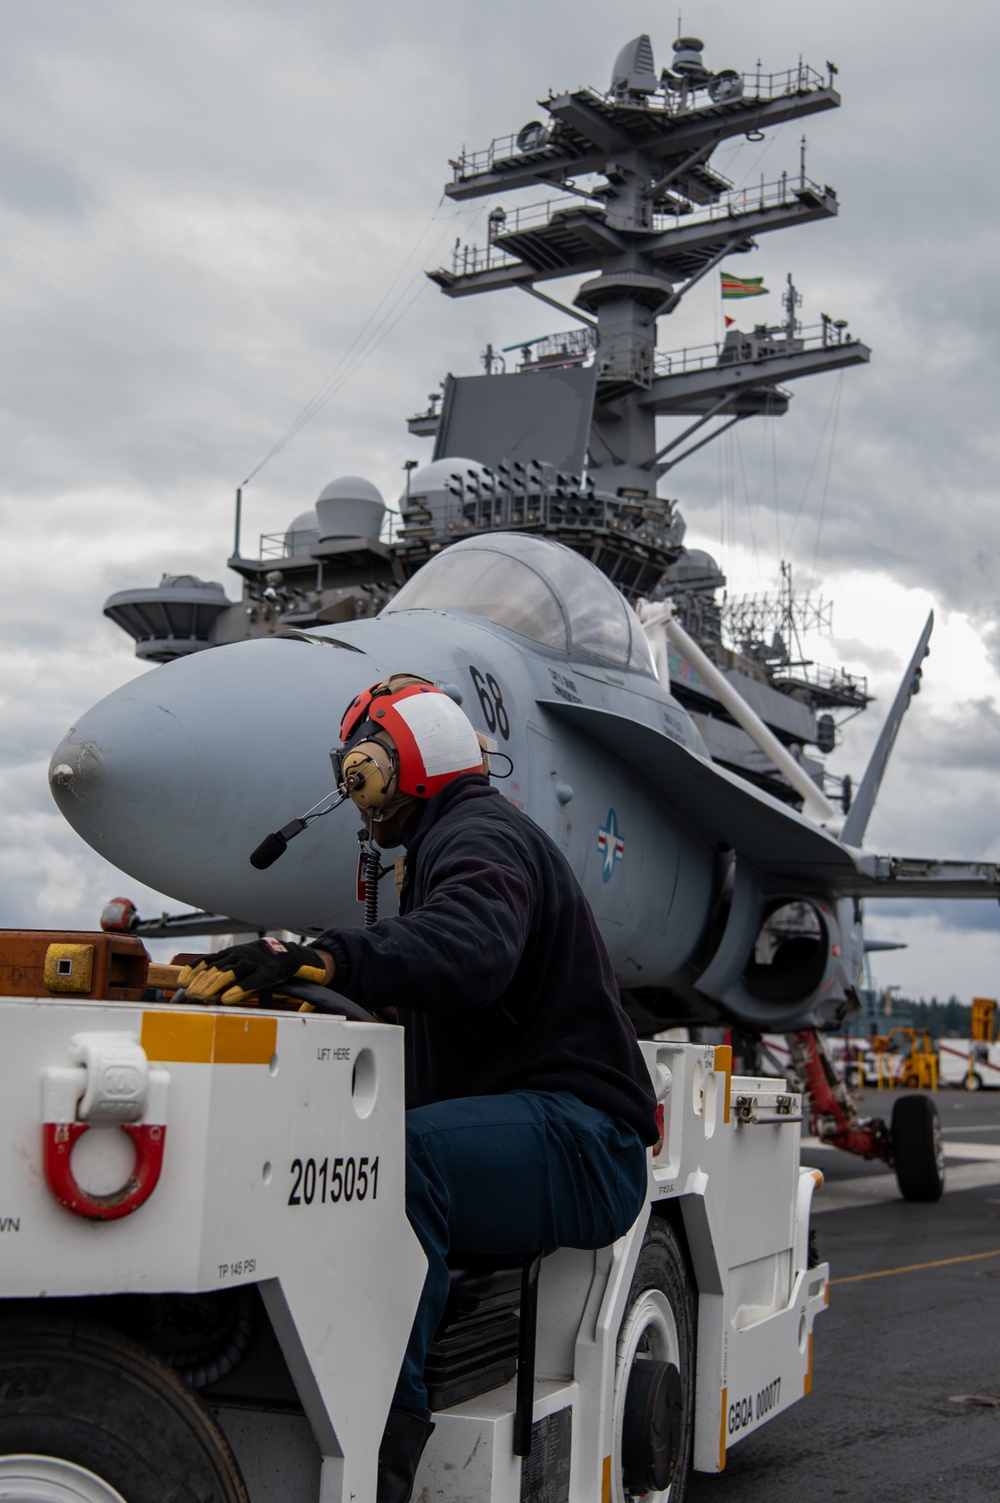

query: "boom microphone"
left=250, top=834, right=287, bottom=869
left=250, top=820, right=306, bottom=869
left=249, top=790, right=348, bottom=869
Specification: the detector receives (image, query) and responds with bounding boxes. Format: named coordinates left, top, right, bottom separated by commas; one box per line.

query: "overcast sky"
left=2, top=0, right=999, bottom=1007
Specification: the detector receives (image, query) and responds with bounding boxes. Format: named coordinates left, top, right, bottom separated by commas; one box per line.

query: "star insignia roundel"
left=597, top=808, right=625, bottom=884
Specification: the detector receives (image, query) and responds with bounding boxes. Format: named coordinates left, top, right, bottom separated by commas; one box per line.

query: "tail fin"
left=840, top=612, right=933, bottom=848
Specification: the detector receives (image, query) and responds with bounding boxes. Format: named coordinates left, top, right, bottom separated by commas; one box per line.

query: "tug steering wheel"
left=267, top=981, right=382, bottom=1023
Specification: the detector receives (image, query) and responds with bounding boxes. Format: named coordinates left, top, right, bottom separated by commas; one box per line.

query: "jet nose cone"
left=48, top=732, right=105, bottom=817
left=46, top=635, right=387, bottom=931
left=49, top=694, right=201, bottom=862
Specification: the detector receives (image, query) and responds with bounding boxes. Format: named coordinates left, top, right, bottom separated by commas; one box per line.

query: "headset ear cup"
left=342, top=740, right=398, bottom=811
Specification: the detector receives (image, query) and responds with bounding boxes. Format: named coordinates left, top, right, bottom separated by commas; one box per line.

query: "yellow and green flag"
left=720, top=271, right=768, bottom=299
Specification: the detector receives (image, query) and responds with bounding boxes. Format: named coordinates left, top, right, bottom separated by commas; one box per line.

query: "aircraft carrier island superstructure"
left=55, top=27, right=1000, bottom=1224
left=103, top=32, right=872, bottom=809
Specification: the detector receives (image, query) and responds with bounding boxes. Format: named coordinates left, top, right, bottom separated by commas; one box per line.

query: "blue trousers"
left=395, top=1089, right=649, bottom=1409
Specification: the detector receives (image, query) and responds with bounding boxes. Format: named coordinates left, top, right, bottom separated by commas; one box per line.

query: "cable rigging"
left=240, top=198, right=486, bottom=488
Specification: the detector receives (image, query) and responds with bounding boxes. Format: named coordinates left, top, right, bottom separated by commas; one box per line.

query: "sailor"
left=179, top=673, right=658, bottom=1503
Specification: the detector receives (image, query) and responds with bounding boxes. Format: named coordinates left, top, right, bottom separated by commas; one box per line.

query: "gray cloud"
left=891, top=698, right=1000, bottom=776
left=0, top=136, right=95, bottom=219
left=2, top=0, right=998, bottom=996
left=867, top=899, right=1000, bottom=937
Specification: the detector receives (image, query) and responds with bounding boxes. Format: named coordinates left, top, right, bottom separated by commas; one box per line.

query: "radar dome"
left=400, top=459, right=497, bottom=533
left=315, top=476, right=386, bottom=541
left=283, top=509, right=320, bottom=554
left=666, top=549, right=726, bottom=592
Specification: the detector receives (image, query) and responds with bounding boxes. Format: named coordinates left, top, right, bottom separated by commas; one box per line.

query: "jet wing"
left=537, top=700, right=1000, bottom=899
left=538, top=698, right=853, bottom=885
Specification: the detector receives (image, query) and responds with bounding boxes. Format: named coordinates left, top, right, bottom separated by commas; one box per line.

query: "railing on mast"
left=449, top=61, right=832, bottom=182
left=651, top=172, right=832, bottom=229
left=440, top=172, right=835, bottom=284
left=655, top=319, right=858, bottom=377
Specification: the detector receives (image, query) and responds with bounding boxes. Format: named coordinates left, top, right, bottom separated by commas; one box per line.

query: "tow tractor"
left=868, top=1028, right=938, bottom=1091
left=936, top=998, right=1000, bottom=1091
left=0, top=928, right=829, bottom=1501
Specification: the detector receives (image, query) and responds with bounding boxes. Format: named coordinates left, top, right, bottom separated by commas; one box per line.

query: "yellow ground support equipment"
left=971, top=998, right=997, bottom=1043
left=871, top=1028, right=938, bottom=1091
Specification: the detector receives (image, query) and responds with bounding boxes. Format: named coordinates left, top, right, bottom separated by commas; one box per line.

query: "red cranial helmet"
left=333, top=674, right=485, bottom=815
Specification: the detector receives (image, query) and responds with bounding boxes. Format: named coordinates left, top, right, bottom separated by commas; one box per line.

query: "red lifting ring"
left=43, top=1120, right=167, bottom=1222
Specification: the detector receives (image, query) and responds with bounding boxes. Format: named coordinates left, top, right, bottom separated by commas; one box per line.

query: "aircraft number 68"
left=469, top=666, right=510, bottom=740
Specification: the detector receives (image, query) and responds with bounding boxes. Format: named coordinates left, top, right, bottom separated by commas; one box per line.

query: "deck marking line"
left=831, top=1247, right=1000, bottom=1285
left=810, top=1158, right=1000, bottom=1212
left=805, top=1139, right=1000, bottom=1158
left=938, top=1141, right=1000, bottom=1161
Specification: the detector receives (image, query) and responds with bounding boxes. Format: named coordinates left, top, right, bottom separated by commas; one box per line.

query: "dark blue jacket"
left=314, top=775, right=658, bottom=1145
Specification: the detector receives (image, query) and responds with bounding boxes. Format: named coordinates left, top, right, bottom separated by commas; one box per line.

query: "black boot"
left=376, top=1404, right=435, bottom=1503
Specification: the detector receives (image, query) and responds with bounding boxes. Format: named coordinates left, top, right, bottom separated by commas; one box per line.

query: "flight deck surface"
left=689, top=1087, right=1000, bottom=1502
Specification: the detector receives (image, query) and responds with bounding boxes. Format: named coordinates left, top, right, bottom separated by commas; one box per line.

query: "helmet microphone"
left=249, top=787, right=349, bottom=870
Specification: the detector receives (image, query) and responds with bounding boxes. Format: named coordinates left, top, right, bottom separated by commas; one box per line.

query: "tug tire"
left=892, top=1093, right=945, bottom=1203
left=612, top=1217, right=695, bottom=1503
left=964, top=1072, right=983, bottom=1093
left=0, top=1318, right=248, bottom=1503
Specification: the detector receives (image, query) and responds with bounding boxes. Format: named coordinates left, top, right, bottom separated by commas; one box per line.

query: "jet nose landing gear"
left=789, top=1029, right=946, bottom=1203
left=891, top=1093, right=946, bottom=1202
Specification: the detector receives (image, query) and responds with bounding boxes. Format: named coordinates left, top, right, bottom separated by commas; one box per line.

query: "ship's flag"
left=721, top=271, right=768, bottom=299
left=724, top=315, right=735, bottom=328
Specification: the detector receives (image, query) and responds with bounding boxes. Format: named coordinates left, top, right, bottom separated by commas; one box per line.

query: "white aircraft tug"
left=0, top=930, right=826, bottom=1501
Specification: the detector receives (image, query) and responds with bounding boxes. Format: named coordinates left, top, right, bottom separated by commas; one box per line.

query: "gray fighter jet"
left=49, top=531, right=1000, bottom=1195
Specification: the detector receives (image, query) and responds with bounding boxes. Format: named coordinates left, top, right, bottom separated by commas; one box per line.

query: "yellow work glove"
left=178, top=939, right=327, bottom=1004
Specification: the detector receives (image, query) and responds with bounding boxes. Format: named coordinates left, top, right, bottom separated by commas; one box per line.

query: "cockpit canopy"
left=382, top=533, right=655, bottom=676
